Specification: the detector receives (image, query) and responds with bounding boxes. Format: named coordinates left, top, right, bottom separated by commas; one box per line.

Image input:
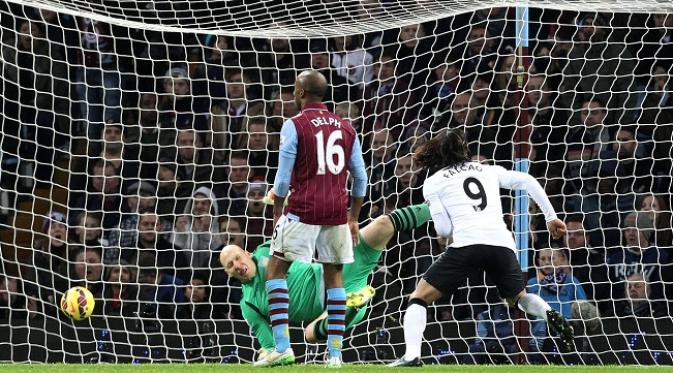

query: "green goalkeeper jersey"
left=240, top=241, right=325, bottom=349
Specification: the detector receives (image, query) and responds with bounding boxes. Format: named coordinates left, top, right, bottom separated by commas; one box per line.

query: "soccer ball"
left=60, top=286, right=95, bottom=320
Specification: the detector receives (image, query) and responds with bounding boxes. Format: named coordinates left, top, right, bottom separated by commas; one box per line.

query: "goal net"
left=0, top=0, right=672, bottom=365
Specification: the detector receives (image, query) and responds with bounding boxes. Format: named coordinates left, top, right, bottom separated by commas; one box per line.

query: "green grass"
left=0, top=365, right=670, bottom=373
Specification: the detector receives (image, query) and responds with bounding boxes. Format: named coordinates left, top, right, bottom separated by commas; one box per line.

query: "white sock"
left=517, top=293, right=552, bottom=320
left=403, top=303, right=427, bottom=360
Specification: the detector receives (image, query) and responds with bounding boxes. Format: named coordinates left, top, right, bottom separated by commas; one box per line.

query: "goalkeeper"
left=219, top=202, right=431, bottom=363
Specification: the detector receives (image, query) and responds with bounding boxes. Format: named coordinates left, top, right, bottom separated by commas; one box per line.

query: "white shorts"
left=270, top=214, right=354, bottom=264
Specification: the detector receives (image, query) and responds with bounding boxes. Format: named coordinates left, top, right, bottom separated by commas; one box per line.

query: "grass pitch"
left=0, top=365, right=669, bottom=373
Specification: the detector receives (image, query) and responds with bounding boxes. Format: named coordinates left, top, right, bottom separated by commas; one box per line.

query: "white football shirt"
left=423, top=161, right=558, bottom=251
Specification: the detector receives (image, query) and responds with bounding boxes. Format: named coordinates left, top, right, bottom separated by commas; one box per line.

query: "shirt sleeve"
left=241, top=301, right=275, bottom=350
left=274, top=119, right=298, bottom=198
left=423, top=184, right=453, bottom=237
left=349, top=136, right=367, bottom=198
left=494, top=166, right=558, bottom=222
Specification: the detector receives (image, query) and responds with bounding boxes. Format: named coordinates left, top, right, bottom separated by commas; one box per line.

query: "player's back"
left=424, top=161, right=516, bottom=250
left=287, top=103, right=356, bottom=225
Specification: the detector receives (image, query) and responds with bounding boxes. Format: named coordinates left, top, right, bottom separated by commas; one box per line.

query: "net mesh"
left=0, top=0, right=672, bottom=365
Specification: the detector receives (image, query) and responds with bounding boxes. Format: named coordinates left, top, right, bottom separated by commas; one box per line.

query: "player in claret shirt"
left=260, top=70, right=367, bottom=367
left=390, top=128, right=574, bottom=367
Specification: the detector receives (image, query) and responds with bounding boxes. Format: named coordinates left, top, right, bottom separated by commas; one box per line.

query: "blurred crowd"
left=0, top=3, right=672, bottom=360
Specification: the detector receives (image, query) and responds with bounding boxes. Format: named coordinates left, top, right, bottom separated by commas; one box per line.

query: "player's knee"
left=304, top=324, right=316, bottom=343
left=409, top=289, right=434, bottom=305
left=376, top=214, right=395, bottom=233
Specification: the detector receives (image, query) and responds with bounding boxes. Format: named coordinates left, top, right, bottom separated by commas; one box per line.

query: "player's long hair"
left=414, top=128, right=470, bottom=173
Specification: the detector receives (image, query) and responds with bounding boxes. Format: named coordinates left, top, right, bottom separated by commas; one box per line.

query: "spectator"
left=0, top=19, right=69, bottom=180
left=631, top=14, right=673, bottom=82
left=178, top=275, right=212, bottom=319
left=558, top=13, right=637, bottom=124
left=102, top=259, right=138, bottom=316
left=617, top=272, right=667, bottom=318
left=441, top=91, right=497, bottom=159
left=239, top=117, right=277, bottom=181
left=527, top=248, right=587, bottom=362
left=636, top=63, right=673, bottom=139
left=70, top=247, right=104, bottom=303
left=463, top=304, right=518, bottom=364
left=258, top=38, right=306, bottom=95
left=602, top=212, right=670, bottom=315
left=387, top=154, right=423, bottom=207
left=269, top=87, right=299, bottom=121
left=362, top=51, right=419, bottom=136
left=564, top=98, right=612, bottom=219
left=107, top=182, right=157, bottom=257
left=309, top=40, right=357, bottom=105
left=95, top=121, right=124, bottom=169
left=366, top=129, right=396, bottom=205
left=562, top=214, right=603, bottom=290
left=23, top=211, right=71, bottom=316
left=171, top=186, right=222, bottom=271
left=172, top=128, right=213, bottom=185
left=123, top=93, right=177, bottom=180
left=638, top=194, right=673, bottom=248
left=136, top=252, right=186, bottom=319
left=598, top=126, right=653, bottom=210
left=70, top=159, right=122, bottom=231
left=71, top=211, right=110, bottom=248
left=330, top=34, right=374, bottom=89
left=218, top=216, right=246, bottom=249
left=201, top=35, right=239, bottom=102
left=244, top=180, right=272, bottom=249
left=214, top=69, right=253, bottom=139
left=459, top=22, right=498, bottom=83
left=75, top=18, right=126, bottom=151
left=136, top=212, right=188, bottom=281
left=334, top=102, right=362, bottom=131
left=394, top=23, right=433, bottom=90
left=219, top=151, right=250, bottom=217
left=424, top=60, right=461, bottom=117
left=155, top=159, right=191, bottom=217
left=0, top=272, right=34, bottom=320
left=527, top=74, right=570, bottom=175
left=158, top=66, right=208, bottom=131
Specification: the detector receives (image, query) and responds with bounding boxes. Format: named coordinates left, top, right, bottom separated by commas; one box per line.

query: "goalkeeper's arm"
left=240, top=301, right=274, bottom=351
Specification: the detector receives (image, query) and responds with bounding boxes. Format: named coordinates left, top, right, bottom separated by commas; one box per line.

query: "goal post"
left=0, top=0, right=672, bottom=365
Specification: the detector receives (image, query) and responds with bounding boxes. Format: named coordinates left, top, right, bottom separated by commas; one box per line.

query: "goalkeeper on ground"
left=219, top=202, right=431, bottom=364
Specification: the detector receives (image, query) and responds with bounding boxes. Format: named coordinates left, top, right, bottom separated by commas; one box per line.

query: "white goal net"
left=0, top=0, right=672, bottom=365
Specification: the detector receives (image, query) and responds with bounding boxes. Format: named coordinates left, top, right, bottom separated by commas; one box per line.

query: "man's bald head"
left=295, top=70, right=327, bottom=110
left=219, top=244, right=256, bottom=282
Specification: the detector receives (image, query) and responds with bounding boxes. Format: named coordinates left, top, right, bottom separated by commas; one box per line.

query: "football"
left=60, top=286, right=95, bottom=320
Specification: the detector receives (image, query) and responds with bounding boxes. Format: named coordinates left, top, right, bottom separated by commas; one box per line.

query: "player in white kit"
left=390, top=129, right=574, bottom=366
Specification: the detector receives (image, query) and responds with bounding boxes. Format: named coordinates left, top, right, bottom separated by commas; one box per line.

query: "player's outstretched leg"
left=388, top=298, right=426, bottom=367
left=513, top=291, right=575, bottom=353
left=389, top=280, right=443, bottom=367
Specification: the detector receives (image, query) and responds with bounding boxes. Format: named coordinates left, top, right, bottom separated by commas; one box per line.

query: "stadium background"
left=0, top=0, right=672, bottom=365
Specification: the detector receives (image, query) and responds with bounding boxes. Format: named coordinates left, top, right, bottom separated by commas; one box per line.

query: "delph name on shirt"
left=442, top=162, right=483, bottom=178
left=310, top=116, right=342, bottom=128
